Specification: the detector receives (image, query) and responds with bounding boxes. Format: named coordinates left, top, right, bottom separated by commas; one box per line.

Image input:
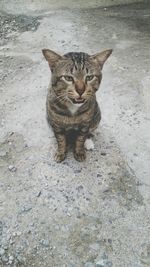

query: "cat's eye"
left=64, top=75, right=74, bottom=82
left=86, top=75, right=94, bottom=82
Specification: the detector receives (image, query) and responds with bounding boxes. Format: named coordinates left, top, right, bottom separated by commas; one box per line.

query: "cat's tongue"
left=74, top=98, right=85, bottom=104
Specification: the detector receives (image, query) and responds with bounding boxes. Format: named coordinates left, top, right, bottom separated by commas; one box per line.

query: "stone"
left=8, top=165, right=17, bottom=172
left=101, top=152, right=107, bottom=156
left=89, top=243, right=100, bottom=251
left=40, top=239, right=50, bottom=247
left=1, top=255, right=8, bottom=263
left=9, top=255, right=14, bottom=261
left=95, top=260, right=113, bottom=267
left=22, top=205, right=32, bottom=212
left=85, top=262, right=94, bottom=267
left=9, top=255, right=14, bottom=264
left=16, top=255, right=25, bottom=263
left=96, top=261, right=104, bottom=267
left=0, top=248, right=5, bottom=256
left=36, top=191, right=41, bottom=197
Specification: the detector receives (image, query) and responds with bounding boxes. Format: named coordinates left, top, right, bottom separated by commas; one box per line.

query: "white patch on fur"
left=84, top=138, right=95, bottom=150
left=68, top=103, right=83, bottom=115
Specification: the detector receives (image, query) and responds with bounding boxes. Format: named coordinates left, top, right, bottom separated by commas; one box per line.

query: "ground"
left=0, top=1, right=150, bottom=267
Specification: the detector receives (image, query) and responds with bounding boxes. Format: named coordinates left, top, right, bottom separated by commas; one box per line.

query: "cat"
left=42, top=48, right=112, bottom=162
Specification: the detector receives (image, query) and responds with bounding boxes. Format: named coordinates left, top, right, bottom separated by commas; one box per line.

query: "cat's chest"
left=68, top=103, right=83, bottom=115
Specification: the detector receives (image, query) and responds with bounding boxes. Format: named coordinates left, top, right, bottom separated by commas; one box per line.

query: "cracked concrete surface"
left=0, top=1, right=150, bottom=267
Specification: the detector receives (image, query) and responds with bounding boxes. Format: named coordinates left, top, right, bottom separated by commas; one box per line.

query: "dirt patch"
left=0, top=12, right=40, bottom=45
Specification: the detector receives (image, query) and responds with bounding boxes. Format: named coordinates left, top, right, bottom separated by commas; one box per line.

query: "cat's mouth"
left=72, top=98, right=85, bottom=104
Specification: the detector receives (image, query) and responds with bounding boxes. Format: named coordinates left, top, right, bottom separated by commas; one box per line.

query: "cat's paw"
left=54, top=151, right=66, bottom=163
left=74, top=150, right=86, bottom=162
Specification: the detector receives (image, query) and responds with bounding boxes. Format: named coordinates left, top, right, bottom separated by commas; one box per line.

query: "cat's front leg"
left=54, top=131, right=67, bottom=163
left=74, top=129, right=88, bottom=162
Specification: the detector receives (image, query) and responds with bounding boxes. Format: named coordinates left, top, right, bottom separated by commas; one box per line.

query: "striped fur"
left=42, top=49, right=112, bottom=162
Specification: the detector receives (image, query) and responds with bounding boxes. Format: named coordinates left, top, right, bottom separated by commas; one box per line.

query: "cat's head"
left=42, top=49, right=112, bottom=105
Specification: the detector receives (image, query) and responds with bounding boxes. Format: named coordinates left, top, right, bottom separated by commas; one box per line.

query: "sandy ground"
left=0, top=1, right=150, bottom=266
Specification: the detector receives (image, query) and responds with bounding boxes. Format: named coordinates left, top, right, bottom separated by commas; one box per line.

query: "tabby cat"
left=42, top=48, right=112, bottom=162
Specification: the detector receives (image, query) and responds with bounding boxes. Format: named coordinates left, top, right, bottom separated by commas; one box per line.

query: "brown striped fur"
left=42, top=49, right=112, bottom=162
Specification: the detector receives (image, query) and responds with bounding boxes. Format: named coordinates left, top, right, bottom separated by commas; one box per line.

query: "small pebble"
left=8, top=165, right=17, bottom=172
left=40, top=239, right=50, bottom=247
left=16, top=255, right=25, bottom=263
left=89, top=243, right=100, bottom=251
left=22, top=206, right=32, bottom=212
left=9, top=255, right=14, bottom=261
left=108, top=239, right=112, bottom=244
left=74, top=169, right=82, bottom=173
left=96, top=260, right=104, bottom=267
left=101, top=152, right=106, bottom=156
left=76, top=211, right=82, bottom=219
left=9, top=256, right=14, bottom=264
left=2, top=255, right=8, bottom=263
left=36, top=191, right=41, bottom=197
left=85, top=262, right=94, bottom=267
left=10, top=239, right=14, bottom=245
left=96, top=260, right=112, bottom=267
left=76, top=185, right=84, bottom=191
left=54, top=225, right=60, bottom=230
left=0, top=248, right=5, bottom=256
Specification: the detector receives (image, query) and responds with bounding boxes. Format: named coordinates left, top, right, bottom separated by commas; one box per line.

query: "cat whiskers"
left=55, top=94, right=67, bottom=104
left=81, top=93, right=93, bottom=102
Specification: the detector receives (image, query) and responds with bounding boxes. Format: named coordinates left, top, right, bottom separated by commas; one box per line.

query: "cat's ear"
left=91, top=49, right=113, bottom=69
left=42, top=49, right=63, bottom=69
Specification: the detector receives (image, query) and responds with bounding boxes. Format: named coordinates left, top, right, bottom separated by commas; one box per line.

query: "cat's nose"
left=75, top=81, right=85, bottom=96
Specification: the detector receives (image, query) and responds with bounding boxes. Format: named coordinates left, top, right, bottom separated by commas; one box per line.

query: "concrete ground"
left=0, top=1, right=150, bottom=266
